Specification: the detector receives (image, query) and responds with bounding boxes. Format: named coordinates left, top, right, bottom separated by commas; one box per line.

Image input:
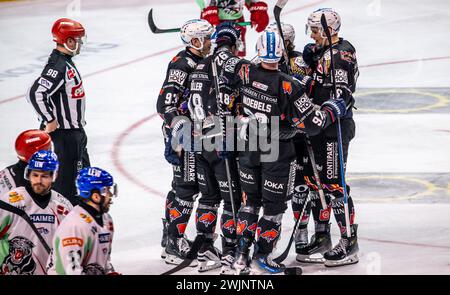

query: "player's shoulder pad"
left=171, top=50, right=198, bottom=70
left=194, top=55, right=213, bottom=72
left=103, top=213, right=114, bottom=230
left=336, top=39, right=357, bottom=62
left=222, top=55, right=242, bottom=74
left=51, top=191, right=73, bottom=210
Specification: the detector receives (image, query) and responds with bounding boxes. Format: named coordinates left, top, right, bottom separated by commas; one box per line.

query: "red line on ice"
left=111, top=113, right=165, bottom=198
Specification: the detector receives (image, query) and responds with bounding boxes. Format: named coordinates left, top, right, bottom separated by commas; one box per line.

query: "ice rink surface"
left=1, top=0, right=449, bottom=275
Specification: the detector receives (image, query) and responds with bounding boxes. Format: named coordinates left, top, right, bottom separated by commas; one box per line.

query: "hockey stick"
left=272, top=0, right=329, bottom=265
left=274, top=0, right=327, bottom=210
left=0, top=199, right=51, bottom=254
left=211, top=58, right=238, bottom=228
left=161, top=234, right=206, bottom=275
left=273, top=193, right=310, bottom=264
left=274, top=0, right=291, bottom=72
left=148, top=9, right=251, bottom=34
left=320, top=14, right=351, bottom=238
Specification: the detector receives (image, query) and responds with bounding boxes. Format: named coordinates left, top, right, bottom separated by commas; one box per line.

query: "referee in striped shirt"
left=26, top=18, right=90, bottom=205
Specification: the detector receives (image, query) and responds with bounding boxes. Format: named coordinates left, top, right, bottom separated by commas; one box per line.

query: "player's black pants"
left=237, top=139, right=296, bottom=254
left=50, top=128, right=90, bottom=205
left=195, top=150, right=241, bottom=241
left=166, top=150, right=199, bottom=238
left=304, top=118, right=357, bottom=236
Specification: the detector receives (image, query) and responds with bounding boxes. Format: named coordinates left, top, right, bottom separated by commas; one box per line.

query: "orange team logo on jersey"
left=291, top=117, right=305, bottom=129
left=282, top=81, right=292, bottom=95
left=198, top=212, right=216, bottom=227
left=8, top=192, right=24, bottom=203
left=260, top=229, right=279, bottom=242
left=169, top=208, right=182, bottom=221
left=222, top=219, right=235, bottom=233
left=236, top=220, right=247, bottom=235
left=247, top=222, right=257, bottom=233
left=171, top=56, right=180, bottom=63
left=62, top=237, right=83, bottom=247
left=80, top=213, right=93, bottom=223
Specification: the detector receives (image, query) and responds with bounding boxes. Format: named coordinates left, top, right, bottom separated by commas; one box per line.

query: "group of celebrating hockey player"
left=157, top=1, right=360, bottom=275
left=0, top=0, right=360, bottom=276
left=0, top=19, right=119, bottom=275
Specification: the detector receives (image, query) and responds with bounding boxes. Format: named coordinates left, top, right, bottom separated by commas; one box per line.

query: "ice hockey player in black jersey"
left=265, top=21, right=316, bottom=257
left=295, top=8, right=360, bottom=267
left=215, top=29, right=347, bottom=274
left=187, top=22, right=243, bottom=274
left=0, top=130, right=52, bottom=197
left=156, top=19, right=214, bottom=265
left=26, top=18, right=90, bottom=206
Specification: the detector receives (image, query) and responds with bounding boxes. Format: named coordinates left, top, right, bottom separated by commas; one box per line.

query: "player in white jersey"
left=46, top=167, right=118, bottom=275
left=0, top=129, right=52, bottom=197
left=0, top=150, right=72, bottom=275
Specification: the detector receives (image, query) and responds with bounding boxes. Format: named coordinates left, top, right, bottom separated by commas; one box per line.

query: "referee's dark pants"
left=50, top=128, right=90, bottom=205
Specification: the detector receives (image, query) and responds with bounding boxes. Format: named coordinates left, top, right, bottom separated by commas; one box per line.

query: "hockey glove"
left=201, top=6, right=220, bottom=26
left=171, top=117, right=194, bottom=152
left=321, top=98, right=347, bottom=124
left=302, top=43, right=323, bottom=68
left=249, top=2, right=269, bottom=33
left=164, top=132, right=181, bottom=166
left=293, top=74, right=314, bottom=96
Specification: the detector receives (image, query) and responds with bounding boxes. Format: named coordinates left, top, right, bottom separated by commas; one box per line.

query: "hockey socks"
left=195, top=204, right=219, bottom=235
left=255, top=215, right=282, bottom=255
left=331, top=195, right=355, bottom=237
left=167, top=196, right=194, bottom=238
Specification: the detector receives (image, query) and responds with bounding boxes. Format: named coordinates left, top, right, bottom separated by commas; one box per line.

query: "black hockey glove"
left=321, top=98, right=347, bottom=124
left=164, top=132, right=182, bottom=166
left=302, top=43, right=323, bottom=69
left=292, top=74, right=314, bottom=96
left=171, top=117, right=194, bottom=151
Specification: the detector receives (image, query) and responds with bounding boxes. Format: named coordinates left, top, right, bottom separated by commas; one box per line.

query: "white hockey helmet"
left=306, top=8, right=341, bottom=37
left=180, top=19, right=214, bottom=51
left=256, top=30, right=284, bottom=63
left=267, top=22, right=295, bottom=44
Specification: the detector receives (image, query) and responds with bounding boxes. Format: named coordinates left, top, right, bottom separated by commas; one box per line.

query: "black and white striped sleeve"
left=26, top=64, right=65, bottom=123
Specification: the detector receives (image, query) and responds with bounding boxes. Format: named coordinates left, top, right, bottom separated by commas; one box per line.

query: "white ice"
left=0, top=0, right=449, bottom=275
